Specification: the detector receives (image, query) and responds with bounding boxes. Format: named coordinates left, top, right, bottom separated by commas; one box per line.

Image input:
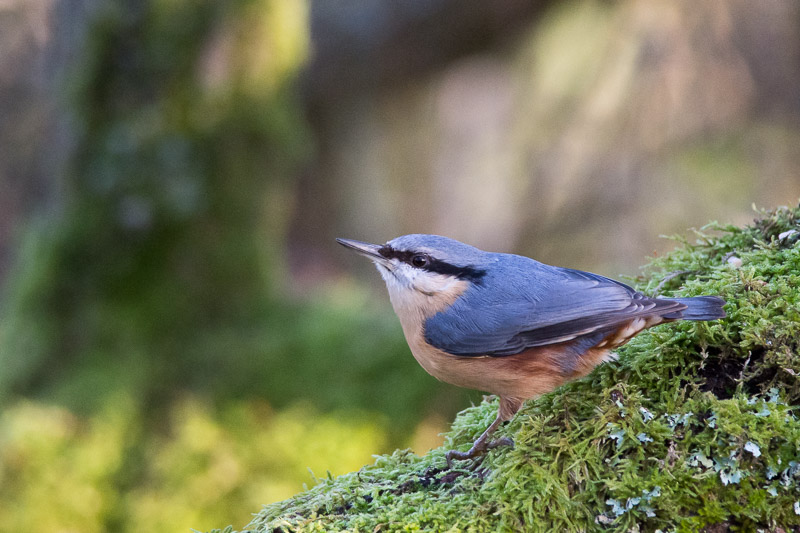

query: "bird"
left=336, top=234, right=725, bottom=466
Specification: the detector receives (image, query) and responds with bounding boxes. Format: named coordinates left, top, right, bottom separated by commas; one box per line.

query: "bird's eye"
left=410, top=254, right=429, bottom=268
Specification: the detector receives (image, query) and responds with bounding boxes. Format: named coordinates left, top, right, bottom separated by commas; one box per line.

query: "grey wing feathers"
left=496, top=293, right=681, bottom=354
left=423, top=258, right=687, bottom=357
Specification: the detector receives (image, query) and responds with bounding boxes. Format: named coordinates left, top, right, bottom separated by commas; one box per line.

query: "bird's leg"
left=446, top=396, right=521, bottom=468
left=445, top=415, right=509, bottom=467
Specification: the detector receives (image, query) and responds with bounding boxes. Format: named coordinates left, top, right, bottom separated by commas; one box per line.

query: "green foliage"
left=175, top=287, right=450, bottom=434
left=236, top=204, right=800, bottom=532
left=0, top=0, right=310, bottom=406
left=0, top=394, right=389, bottom=533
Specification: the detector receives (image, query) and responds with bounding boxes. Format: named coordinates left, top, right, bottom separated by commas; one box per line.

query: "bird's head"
left=337, top=234, right=489, bottom=317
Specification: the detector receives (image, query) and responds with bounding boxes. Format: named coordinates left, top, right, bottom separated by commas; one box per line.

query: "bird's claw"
left=445, top=437, right=514, bottom=469
left=486, top=437, right=514, bottom=450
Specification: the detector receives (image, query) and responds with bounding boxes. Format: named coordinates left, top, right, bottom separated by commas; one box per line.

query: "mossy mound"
left=222, top=205, right=800, bottom=532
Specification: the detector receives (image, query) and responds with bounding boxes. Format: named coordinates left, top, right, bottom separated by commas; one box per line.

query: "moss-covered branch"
left=219, top=205, right=800, bottom=532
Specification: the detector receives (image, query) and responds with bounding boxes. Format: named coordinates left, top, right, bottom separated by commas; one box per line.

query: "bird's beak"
left=336, top=238, right=387, bottom=264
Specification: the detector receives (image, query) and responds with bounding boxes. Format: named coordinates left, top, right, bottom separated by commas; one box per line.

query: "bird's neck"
left=385, top=278, right=469, bottom=340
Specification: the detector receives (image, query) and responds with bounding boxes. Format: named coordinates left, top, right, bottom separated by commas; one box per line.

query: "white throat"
left=375, top=261, right=468, bottom=328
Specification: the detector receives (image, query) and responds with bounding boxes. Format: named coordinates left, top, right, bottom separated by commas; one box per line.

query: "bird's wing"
left=423, top=257, right=684, bottom=357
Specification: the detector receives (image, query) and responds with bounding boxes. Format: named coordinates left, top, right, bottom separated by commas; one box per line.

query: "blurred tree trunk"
left=0, top=0, right=309, bottom=404
left=0, top=0, right=85, bottom=287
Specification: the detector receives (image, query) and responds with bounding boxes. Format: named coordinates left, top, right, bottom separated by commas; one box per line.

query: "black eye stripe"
left=378, top=245, right=486, bottom=283
left=378, top=245, right=406, bottom=261
left=377, top=246, right=419, bottom=265
left=426, top=260, right=486, bottom=283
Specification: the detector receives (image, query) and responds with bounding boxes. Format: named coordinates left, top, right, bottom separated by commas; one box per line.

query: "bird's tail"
left=662, top=296, right=726, bottom=320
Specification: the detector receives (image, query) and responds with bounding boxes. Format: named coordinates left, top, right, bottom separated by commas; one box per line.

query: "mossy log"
left=220, top=205, right=800, bottom=532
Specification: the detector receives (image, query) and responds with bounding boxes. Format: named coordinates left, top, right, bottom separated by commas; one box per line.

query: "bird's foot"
left=445, top=437, right=514, bottom=469
left=486, top=436, right=514, bottom=451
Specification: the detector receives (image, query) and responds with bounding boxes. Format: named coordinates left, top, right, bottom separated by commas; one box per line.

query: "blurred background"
left=0, top=0, right=799, bottom=531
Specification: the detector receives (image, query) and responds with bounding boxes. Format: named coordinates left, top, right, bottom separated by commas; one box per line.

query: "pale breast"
left=405, top=329, right=591, bottom=400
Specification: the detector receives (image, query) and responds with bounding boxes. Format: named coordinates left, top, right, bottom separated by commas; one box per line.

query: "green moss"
left=226, top=204, right=800, bottom=532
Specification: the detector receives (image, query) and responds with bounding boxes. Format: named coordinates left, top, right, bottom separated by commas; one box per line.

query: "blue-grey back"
left=423, top=252, right=663, bottom=356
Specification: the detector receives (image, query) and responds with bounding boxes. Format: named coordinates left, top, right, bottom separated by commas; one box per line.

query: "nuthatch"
left=337, top=234, right=725, bottom=466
